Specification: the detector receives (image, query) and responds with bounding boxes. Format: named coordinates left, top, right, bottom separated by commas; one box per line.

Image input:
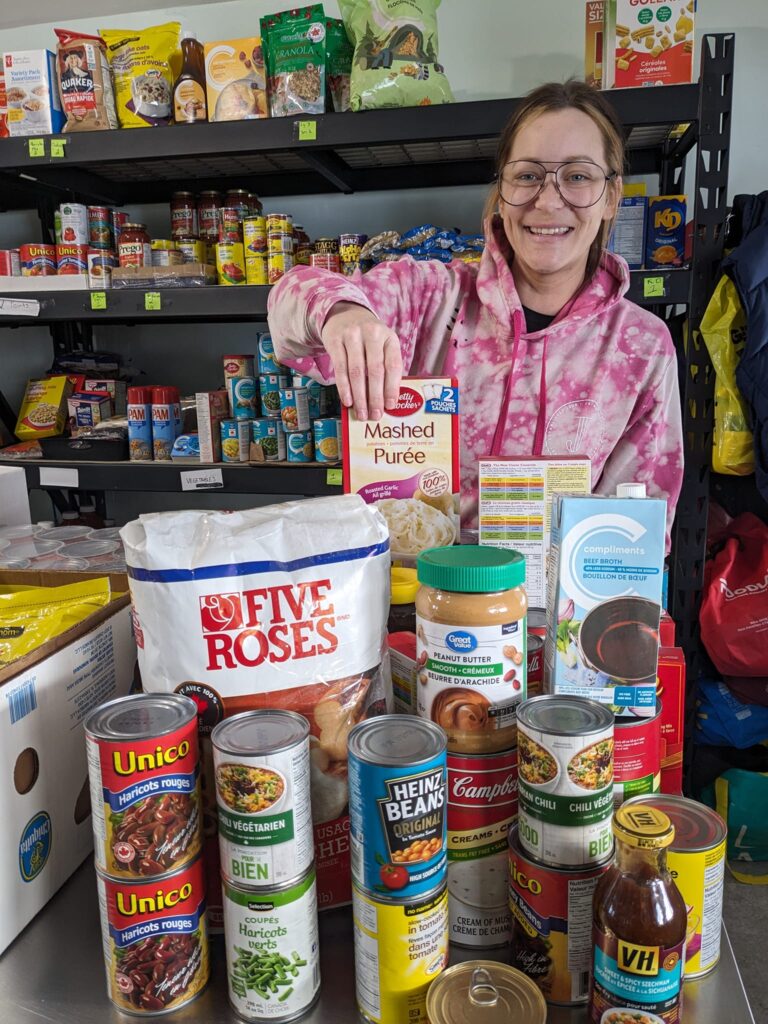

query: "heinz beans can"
left=212, top=711, right=313, bottom=887
left=97, top=856, right=209, bottom=1013
left=348, top=716, right=447, bottom=901
left=85, top=694, right=203, bottom=879
left=516, top=696, right=614, bottom=867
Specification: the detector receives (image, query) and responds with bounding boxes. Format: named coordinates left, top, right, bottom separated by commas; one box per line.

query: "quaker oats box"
left=3, top=50, right=64, bottom=136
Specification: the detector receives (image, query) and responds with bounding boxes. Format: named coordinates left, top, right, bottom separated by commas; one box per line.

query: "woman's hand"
left=320, top=302, right=403, bottom=421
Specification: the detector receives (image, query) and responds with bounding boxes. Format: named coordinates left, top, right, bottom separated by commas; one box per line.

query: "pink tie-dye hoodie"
left=268, top=217, right=684, bottom=550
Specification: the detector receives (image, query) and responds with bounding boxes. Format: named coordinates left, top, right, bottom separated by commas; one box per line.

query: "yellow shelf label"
left=50, top=139, right=67, bottom=158
left=144, top=292, right=162, bottom=311
left=27, top=138, right=45, bottom=157
left=643, top=276, right=665, bottom=298
left=90, top=292, right=107, bottom=310
left=326, top=468, right=343, bottom=485
left=298, top=120, right=317, bottom=141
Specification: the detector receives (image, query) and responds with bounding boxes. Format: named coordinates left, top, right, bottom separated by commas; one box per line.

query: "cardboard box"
left=388, top=631, right=417, bottom=715
left=585, top=1, right=605, bottom=88
left=204, top=37, right=267, bottom=122
left=646, top=195, right=687, bottom=268
left=3, top=50, right=64, bottom=136
left=67, top=393, right=112, bottom=436
left=84, top=379, right=127, bottom=416
left=608, top=195, right=647, bottom=269
left=478, top=456, right=591, bottom=608
left=658, top=645, right=686, bottom=795
left=604, top=0, right=695, bottom=89
left=195, top=390, right=229, bottom=462
left=0, top=570, right=135, bottom=954
left=15, top=376, right=73, bottom=440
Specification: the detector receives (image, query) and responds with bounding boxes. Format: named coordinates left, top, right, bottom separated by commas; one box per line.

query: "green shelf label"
left=27, top=139, right=45, bottom=158
left=326, top=468, right=343, bottom=485
left=643, top=276, right=665, bottom=298
left=298, top=120, right=317, bottom=141
left=50, top=139, right=67, bottom=158
left=90, top=291, right=107, bottom=310
left=144, top=291, right=162, bottom=310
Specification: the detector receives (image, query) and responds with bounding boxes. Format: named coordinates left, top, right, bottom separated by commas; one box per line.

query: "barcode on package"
left=7, top=679, right=37, bottom=724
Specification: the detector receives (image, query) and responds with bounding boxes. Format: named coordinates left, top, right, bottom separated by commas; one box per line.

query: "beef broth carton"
left=544, top=483, right=666, bottom=715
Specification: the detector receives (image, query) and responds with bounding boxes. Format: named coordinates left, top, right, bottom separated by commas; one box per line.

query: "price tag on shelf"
left=297, top=120, right=317, bottom=141
left=39, top=467, right=79, bottom=488
left=326, top=468, right=343, bottom=485
left=90, top=291, right=107, bottom=310
left=144, top=292, right=162, bottom=311
left=27, top=138, right=45, bottom=158
left=643, top=276, right=665, bottom=298
left=50, top=138, right=67, bottom=158
left=180, top=468, right=224, bottom=491
left=0, top=297, right=40, bottom=317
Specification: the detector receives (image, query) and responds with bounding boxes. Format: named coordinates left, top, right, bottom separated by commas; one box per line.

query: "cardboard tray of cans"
left=111, top=263, right=217, bottom=288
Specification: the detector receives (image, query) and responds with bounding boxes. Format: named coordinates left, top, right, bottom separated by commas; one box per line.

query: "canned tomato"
left=251, top=418, right=287, bottom=462
left=267, top=233, right=293, bottom=255
left=0, top=249, right=20, bottom=276
left=528, top=608, right=546, bottom=638
left=268, top=251, right=293, bottom=284
left=353, top=883, right=448, bottom=1024
left=243, top=216, right=267, bottom=254
left=348, top=715, right=447, bottom=901
left=171, top=191, right=198, bottom=240
left=287, top=430, right=314, bottom=462
left=212, top=710, right=312, bottom=886
left=516, top=696, right=614, bottom=868
left=87, top=206, right=113, bottom=248
left=447, top=748, right=518, bottom=948
left=527, top=634, right=544, bottom=697
left=508, top=825, right=611, bottom=1005
left=260, top=373, right=287, bottom=418
left=310, top=252, right=340, bottom=273
left=56, top=243, right=88, bottom=275
left=88, top=248, right=117, bottom=289
left=313, top=419, right=340, bottom=463
left=279, top=387, right=310, bottom=433
left=221, top=419, right=251, bottom=463
left=426, top=960, right=546, bottom=1024
left=216, top=242, right=246, bottom=285
left=177, top=238, right=206, bottom=264
left=223, top=867, right=320, bottom=1022
left=246, top=255, right=268, bottom=285
left=218, top=207, right=242, bottom=243
left=613, top=703, right=662, bottom=807
left=228, top=376, right=258, bottom=420
left=97, top=856, right=209, bottom=1014
left=20, top=243, right=55, bottom=276
left=112, top=210, right=128, bottom=241
left=625, top=794, right=726, bottom=978
left=85, top=693, right=202, bottom=879
left=223, top=354, right=255, bottom=382
left=197, top=191, right=221, bottom=242
left=59, top=201, right=89, bottom=244
left=257, top=334, right=283, bottom=375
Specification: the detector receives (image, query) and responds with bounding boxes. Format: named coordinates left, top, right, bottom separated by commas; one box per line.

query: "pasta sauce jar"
left=415, top=546, right=527, bottom=754
left=118, top=223, right=151, bottom=268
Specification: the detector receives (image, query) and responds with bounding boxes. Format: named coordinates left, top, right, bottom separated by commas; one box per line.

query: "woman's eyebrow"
left=510, top=155, right=598, bottom=163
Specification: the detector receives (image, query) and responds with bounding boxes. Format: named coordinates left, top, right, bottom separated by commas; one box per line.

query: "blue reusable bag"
left=695, top=678, right=768, bottom=748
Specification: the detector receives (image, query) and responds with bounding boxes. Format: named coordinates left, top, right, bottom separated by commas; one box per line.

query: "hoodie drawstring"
left=490, top=307, right=525, bottom=455
left=532, top=331, right=549, bottom=455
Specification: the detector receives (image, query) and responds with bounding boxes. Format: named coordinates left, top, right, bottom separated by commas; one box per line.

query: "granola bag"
left=339, top=0, right=453, bottom=110
left=55, top=28, right=118, bottom=131
left=101, top=22, right=181, bottom=127
left=261, top=5, right=326, bottom=117
left=326, top=18, right=353, bottom=112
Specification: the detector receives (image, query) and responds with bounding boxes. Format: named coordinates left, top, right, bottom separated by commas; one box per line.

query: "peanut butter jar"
left=415, top=546, right=527, bottom=754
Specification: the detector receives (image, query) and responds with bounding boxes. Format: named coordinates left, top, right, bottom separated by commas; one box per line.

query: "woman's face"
left=499, top=108, right=620, bottom=282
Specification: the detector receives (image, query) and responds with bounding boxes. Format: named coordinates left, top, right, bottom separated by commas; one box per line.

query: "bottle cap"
left=417, top=545, right=525, bottom=593
left=616, top=482, right=647, bottom=498
left=613, top=804, right=675, bottom=849
left=390, top=567, right=418, bottom=605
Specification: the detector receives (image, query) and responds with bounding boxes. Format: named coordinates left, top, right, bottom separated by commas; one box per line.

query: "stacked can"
left=267, top=213, right=294, bottom=284
left=212, top=711, right=321, bottom=1022
left=339, top=233, right=364, bottom=276
left=311, top=236, right=340, bottom=273
left=509, top=695, right=615, bottom=1006
left=84, top=694, right=208, bottom=1015
left=348, top=716, right=450, bottom=1024
left=243, top=215, right=268, bottom=284
left=221, top=353, right=257, bottom=463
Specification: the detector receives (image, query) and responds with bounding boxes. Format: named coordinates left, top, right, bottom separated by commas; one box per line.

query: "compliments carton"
left=4, top=50, right=64, bottom=136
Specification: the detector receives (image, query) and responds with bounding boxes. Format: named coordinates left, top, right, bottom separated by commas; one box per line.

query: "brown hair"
left=484, top=80, right=626, bottom=280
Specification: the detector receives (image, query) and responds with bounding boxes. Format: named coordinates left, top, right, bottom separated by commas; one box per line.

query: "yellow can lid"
left=613, top=804, right=675, bottom=849
left=390, top=566, right=419, bottom=605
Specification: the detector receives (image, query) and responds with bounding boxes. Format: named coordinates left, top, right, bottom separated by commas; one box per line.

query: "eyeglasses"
left=498, top=160, right=618, bottom=209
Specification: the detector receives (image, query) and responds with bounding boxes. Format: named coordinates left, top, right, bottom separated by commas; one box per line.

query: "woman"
left=268, top=80, right=684, bottom=548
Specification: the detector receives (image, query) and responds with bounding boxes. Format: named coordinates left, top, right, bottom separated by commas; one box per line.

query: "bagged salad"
left=261, top=5, right=326, bottom=117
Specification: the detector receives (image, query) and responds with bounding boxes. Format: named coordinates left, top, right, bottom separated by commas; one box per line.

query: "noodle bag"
left=121, top=495, right=392, bottom=915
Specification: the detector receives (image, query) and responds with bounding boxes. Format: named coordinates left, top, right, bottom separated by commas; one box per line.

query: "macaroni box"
left=3, top=50, right=64, bottom=136
left=204, top=37, right=267, bottom=122
left=478, top=455, right=591, bottom=607
left=544, top=489, right=666, bottom=715
left=585, top=1, right=605, bottom=88
left=646, top=195, right=687, bottom=268
left=603, top=0, right=695, bottom=89
left=343, top=377, right=460, bottom=562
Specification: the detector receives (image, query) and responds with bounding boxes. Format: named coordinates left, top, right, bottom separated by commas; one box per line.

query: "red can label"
left=86, top=718, right=202, bottom=878
left=171, top=204, right=198, bottom=240
left=97, top=857, right=209, bottom=1013
left=56, top=243, right=88, bottom=274
left=0, top=248, right=20, bottom=276
left=527, top=634, right=544, bottom=697
left=20, top=243, right=56, bottom=276
left=614, top=710, right=662, bottom=807
left=447, top=749, right=517, bottom=947
left=198, top=197, right=221, bottom=241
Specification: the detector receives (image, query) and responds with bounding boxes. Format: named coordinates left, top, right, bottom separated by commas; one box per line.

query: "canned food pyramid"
left=349, top=716, right=447, bottom=900
left=97, top=857, right=209, bottom=1013
left=516, top=696, right=614, bottom=867
left=85, top=694, right=202, bottom=878
left=212, top=710, right=313, bottom=887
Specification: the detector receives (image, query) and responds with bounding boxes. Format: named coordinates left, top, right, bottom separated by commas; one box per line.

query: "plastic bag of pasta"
left=261, top=5, right=326, bottom=117
left=339, top=0, right=453, bottom=110
left=101, top=22, right=180, bottom=127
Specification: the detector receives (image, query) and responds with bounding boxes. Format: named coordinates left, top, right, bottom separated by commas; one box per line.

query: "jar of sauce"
left=171, top=191, right=198, bottom=239
left=224, top=189, right=250, bottom=223
left=589, top=803, right=687, bottom=1024
left=197, top=191, right=221, bottom=241
left=117, top=223, right=151, bottom=268
left=415, top=546, right=527, bottom=754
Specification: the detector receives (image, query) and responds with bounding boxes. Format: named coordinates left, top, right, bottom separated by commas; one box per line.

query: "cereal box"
left=478, top=456, right=591, bottom=608
left=343, top=377, right=460, bottom=560
left=15, top=377, right=73, bottom=440
left=203, top=37, right=267, bottom=122
left=0, top=67, right=9, bottom=138
left=585, top=1, right=605, bottom=88
left=603, top=0, right=695, bottom=89
left=645, top=195, right=687, bottom=268
left=3, top=51, right=64, bottom=136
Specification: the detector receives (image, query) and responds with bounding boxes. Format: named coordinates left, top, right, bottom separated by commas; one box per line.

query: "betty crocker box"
left=603, top=0, right=695, bottom=89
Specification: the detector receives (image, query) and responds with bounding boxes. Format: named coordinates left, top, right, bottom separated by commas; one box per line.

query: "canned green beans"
left=251, top=419, right=287, bottom=462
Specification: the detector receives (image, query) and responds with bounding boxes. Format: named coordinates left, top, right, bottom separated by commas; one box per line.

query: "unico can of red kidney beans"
left=446, top=748, right=518, bottom=948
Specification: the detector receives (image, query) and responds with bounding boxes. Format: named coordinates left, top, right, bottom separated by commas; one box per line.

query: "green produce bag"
left=703, top=767, right=768, bottom=884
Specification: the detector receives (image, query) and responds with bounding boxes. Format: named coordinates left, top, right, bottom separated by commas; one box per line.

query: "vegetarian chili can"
left=212, top=710, right=313, bottom=887
left=447, top=748, right=518, bottom=948
left=85, top=693, right=202, bottom=880
left=613, top=703, right=662, bottom=807
left=223, top=867, right=320, bottom=1022
left=348, top=715, right=447, bottom=901
left=625, top=794, right=727, bottom=978
left=508, top=825, right=611, bottom=1005
left=516, top=696, right=614, bottom=868
left=97, top=855, right=209, bottom=1014
left=352, top=883, right=449, bottom=1024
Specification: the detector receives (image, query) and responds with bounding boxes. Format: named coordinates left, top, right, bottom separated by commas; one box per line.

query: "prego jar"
left=118, top=223, right=151, bottom=268
left=416, top=546, right=527, bottom=755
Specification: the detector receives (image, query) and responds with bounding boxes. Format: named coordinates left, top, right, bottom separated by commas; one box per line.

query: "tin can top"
left=348, top=714, right=446, bottom=766
left=516, top=694, right=613, bottom=737
left=84, top=693, right=197, bottom=741
left=426, top=961, right=546, bottom=1024
left=212, top=709, right=309, bottom=756
left=624, top=793, right=727, bottom=852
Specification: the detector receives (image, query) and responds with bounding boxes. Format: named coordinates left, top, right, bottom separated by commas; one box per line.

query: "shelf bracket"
left=297, top=149, right=355, bottom=193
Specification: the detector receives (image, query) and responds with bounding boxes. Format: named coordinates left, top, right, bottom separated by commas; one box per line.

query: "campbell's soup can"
left=527, top=634, right=544, bottom=696
left=613, top=702, right=662, bottom=807
left=447, top=748, right=518, bottom=947
left=97, top=856, right=209, bottom=1013
left=85, top=693, right=203, bottom=879
left=509, top=825, right=611, bottom=1005
left=348, top=716, right=447, bottom=902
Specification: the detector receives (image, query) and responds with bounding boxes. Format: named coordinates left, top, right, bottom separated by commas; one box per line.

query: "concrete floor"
left=722, top=872, right=768, bottom=1021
